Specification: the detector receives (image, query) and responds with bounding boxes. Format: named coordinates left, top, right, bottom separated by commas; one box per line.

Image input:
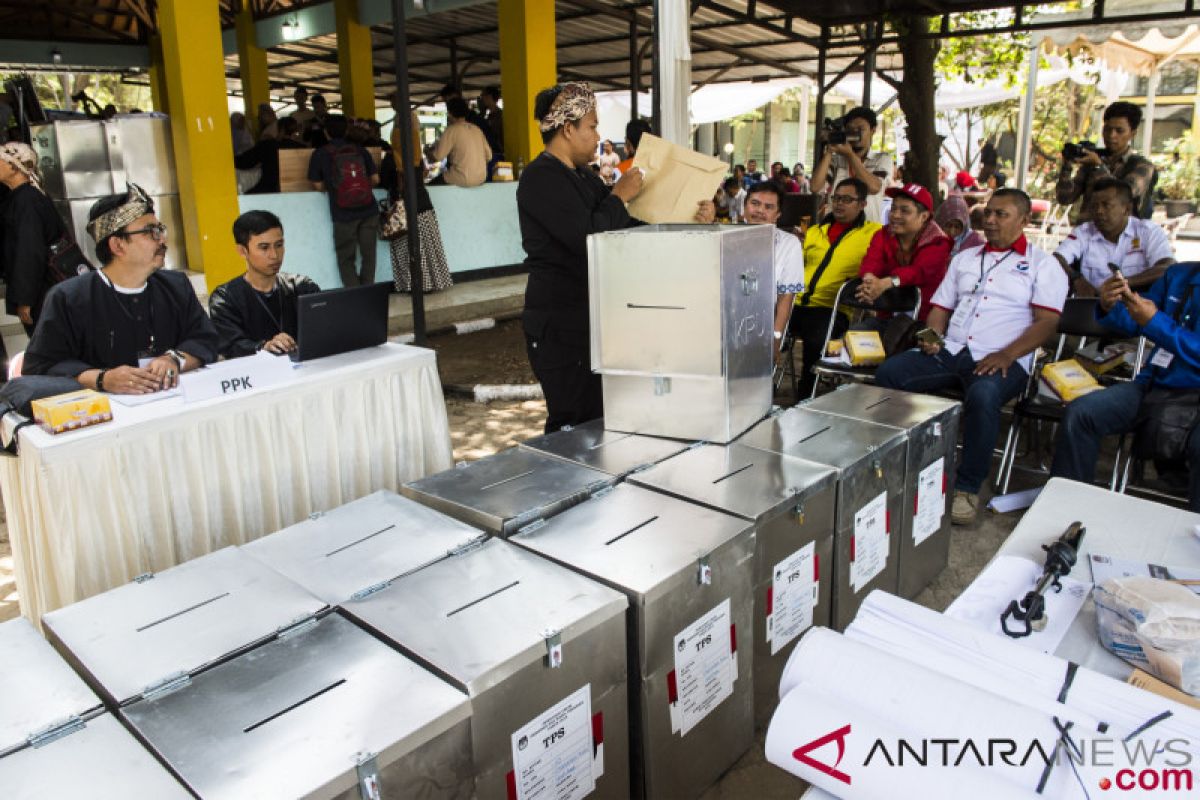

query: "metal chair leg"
left=997, top=415, right=1021, bottom=494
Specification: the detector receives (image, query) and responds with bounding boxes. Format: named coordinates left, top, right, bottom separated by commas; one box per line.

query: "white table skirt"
left=1, top=343, right=454, bottom=623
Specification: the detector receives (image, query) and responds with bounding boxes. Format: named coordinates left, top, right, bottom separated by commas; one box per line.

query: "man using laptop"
left=209, top=210, right=320, bottom=358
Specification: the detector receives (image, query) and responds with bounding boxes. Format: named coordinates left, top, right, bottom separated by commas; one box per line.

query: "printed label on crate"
left=510, top=684, right=595, bottom=800
left=913, top=457, right=946, bottom=547
left=672, top=598, right=734, bottom=736
left=850, top=491, right=889, bottom=592
left=768, top=541, right=817, bottom=655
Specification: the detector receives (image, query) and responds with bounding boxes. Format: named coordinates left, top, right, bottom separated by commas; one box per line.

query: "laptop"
left=290, top=281, right=390, bottom=362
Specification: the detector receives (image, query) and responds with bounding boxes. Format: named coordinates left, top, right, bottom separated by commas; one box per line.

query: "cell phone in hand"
left=1107, top=262, right=1125, bottom=280
left=916, top=327, right=944, bottom=348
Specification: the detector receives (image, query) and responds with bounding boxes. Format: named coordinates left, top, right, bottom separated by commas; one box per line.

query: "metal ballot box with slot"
left=587, top=224, right=775, bottom=443
left=804, top=384, right=962, bottom=598
left=122, top=613, right=474, bottom=799
left=519, top=419, right=693, bottom=478
left=511, top=483, right=755, bottom=800
left=0, top=713, right=191, bottom=799
left=242, top=490, right=483, bottom=605
left=42, top=546, right=325, bottom=707
left=401, top=447, right=611, bottom=536
left=343, top=537, right=629, bottom=800
left=628, top=442, right=837, bottom=729
left=740, top=407, right=906, bottom=630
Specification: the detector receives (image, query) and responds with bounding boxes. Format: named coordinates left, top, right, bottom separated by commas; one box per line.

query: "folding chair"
left=773, top=304, right=801, bottom=400
left=808, top=277, right=921, bottom=399
left=1111, top=339, right=1190, bottom=502
left=994, top=298, right=1113, bottom=494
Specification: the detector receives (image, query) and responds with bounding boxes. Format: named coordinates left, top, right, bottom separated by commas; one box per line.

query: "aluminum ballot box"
left=342, top=537, right=629, bottom=800
left=122, top=612, right=474, bottom=799
left=0, top=712, right=190, bottom=799
left=628, top=442, right=837, bottom=730
left=511, top=483, right=755, bottom=800
left=0, top=617, right=103, bottom=758
left=401, top=447, right=612, bottom=536
left=587, top=224, right=775, bottom=443
left=803, top=384, right=962, bottom=599
left=42, top=546, right=325, bottom=707
left=242, top=490, right=483, bottom=605
left=519, top=418, right=693, bottom=478
left=740, top=407, right=906, bottom=630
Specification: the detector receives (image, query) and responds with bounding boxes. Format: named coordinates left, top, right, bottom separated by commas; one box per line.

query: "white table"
left=1, top=343, right=454, bottom=623
left=994, top=477, right=1200, bottom=679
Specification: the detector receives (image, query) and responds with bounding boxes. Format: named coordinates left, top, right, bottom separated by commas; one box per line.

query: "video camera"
left=822, top=117, right=861, bottom=147
left=1062, top=141, right=1109, bottom=161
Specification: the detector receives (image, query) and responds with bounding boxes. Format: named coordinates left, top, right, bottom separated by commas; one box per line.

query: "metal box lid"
left=0, top=713, right=191, bottom=799
left=122, top=613, right=471, bottom=800
left=739, top=407, right=906, bottom=470
left=803, top=384, right=961, bottom=432
left=344, top=537, right=627, bottom=694
left=0, top=618, right=102, bottom=757
left=518, top=419, right=692, bottom=477
left=588, top=224, right=774, bottom=378
left=401, top=448, right=612, bottom=535
left=241, top=490, right=484, bottom=605
left=42, top=546, right=325, bottom=705
left=512, top=483, right=753, bottom=599
left=628, top=442, right=837, bottom=523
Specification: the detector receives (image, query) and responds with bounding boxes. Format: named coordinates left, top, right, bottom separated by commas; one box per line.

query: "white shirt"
left=930, top=239, right=1068, bottom=371
left=773, top=227, right=805, bottom=295
left=830, top=150, right=894, bottom=224
left=729, top=188, right=746, bottom=224
left=1054, top=217, right=1174, bottom=289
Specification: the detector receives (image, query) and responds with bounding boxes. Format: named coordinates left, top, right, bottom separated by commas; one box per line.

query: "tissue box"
left=844, top=331, right=886, bottom=366
left=492, top=161, right=514, bottom=181
left=30, top=390, right=112, bottom=435
left=1040, top=359, right=1103, bottom=402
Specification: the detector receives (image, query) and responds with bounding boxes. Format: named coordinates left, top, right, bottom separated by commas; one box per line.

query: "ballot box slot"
left=136, top=592, right=231, bottom=632
left=446, top=580, right=521, bottom=617
left=479, top=470, right=537, bottom=491
left=626, top=303, right=687, bottom=310
left=864, top=397, right=892, bottom=411
left=241, top=678, right=347, bottom=733
left=604, top=516, right=660, bottom=546
left=324, top=524, right=396, bottom=557
left=711, top=463, right=754, bottom=485
left=588, top=432, right=635, bottom=450
left=797, top=426, right=831, bottom=444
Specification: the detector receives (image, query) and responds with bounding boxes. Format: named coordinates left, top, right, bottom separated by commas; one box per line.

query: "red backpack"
left=325, top=143, right=373, bottom=209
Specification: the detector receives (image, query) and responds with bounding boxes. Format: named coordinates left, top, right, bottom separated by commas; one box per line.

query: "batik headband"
left=0, top=142, right=42, bottom=190
left=539, top=82, right=596, bottom=133
left=86, top=183, right=154, bottom=244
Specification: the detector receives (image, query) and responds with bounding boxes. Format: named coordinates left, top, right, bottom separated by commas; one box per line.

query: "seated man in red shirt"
left=856, top=183, right=952, bottom=320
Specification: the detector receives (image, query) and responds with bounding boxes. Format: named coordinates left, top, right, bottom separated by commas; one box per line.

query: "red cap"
left=955, top=170, right=978, bottom=189
left=885, top=183, right=934, bottom=212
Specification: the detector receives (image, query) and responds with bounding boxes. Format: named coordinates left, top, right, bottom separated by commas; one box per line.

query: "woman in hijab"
left=934, top=194, right=986, bottom=257
left=0, top=141, right=65, bottom=334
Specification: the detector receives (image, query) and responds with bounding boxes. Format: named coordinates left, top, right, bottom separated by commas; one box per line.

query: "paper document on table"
left=109, top=388, right=181, bottom=406
left=627, top=134, right=728, bottom=223
left=510, top=684, right=595, bottom=800
left=1090, top=553, right=1200, bottom=597
left=946, top=555, right=1089, bottom=652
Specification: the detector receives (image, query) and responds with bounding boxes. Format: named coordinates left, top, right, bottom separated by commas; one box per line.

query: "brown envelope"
left=627, top=134, right=728, bottom=224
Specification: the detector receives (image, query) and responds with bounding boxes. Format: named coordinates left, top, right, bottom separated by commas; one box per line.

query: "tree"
left=879, top=16, right=940, bottom=199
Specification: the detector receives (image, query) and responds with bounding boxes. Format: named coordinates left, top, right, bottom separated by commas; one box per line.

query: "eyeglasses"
left=123, top=223, right=168, bottom=242
left=831, top=194, right=862, bottom=204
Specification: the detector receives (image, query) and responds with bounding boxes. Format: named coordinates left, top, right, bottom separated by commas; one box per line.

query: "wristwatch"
left=166, top=349, right=186, bottom=370
left=96, top=369, right=107, bottom=392
left=891, top=276, right=901, bottom=288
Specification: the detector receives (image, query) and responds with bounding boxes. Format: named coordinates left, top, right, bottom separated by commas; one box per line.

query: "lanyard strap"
left=973, top=248, right=1015, bottom=294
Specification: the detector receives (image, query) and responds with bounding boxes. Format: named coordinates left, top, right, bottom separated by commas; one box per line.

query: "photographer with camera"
left=1056, top=101, right=1156, bottom=223
left=812, top=107, right=893, bottom=224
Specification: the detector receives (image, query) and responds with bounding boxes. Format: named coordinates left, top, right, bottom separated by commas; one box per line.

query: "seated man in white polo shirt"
left=1054, top=177, right=1174, bottom=297
left=874, top=189, right=1069, bottom=525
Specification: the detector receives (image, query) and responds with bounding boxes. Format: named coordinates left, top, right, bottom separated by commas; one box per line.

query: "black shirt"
left=1, top=182, right=65, bottom=318
left=379, top=152, right=434, bottom=213
left=517, top=152, right=635, bottom=339
left=208, top=272, right=320, bottom=358
left=23, top=269, right=219, bottom=377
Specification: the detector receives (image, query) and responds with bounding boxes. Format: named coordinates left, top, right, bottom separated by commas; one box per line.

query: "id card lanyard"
left=951, top=249, right=1015, bottom=335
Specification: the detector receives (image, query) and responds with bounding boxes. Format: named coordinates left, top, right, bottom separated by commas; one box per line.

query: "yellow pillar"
left=148, top=35, right=168, bottom=113
left=498, top=0, right=557, bottom=166
left=157, top=0, right=241, bottom=291
left=335, top=0, right=376, bottom=119
left=236, top=4, right=271, bottom=136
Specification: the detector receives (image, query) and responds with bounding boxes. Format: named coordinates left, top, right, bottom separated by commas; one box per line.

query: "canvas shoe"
left=951, top=490, right=978, bottom=526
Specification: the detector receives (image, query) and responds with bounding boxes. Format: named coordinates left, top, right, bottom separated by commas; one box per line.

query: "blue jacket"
left=1101, top=262, right=1200, bottom=389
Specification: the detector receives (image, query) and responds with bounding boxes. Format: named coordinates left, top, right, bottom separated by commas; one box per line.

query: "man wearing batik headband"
left=518, top=82, right=715, bottom=432
left=0, top=141, right=66, bottom=333
left=23, top=184, right=218, bottom=393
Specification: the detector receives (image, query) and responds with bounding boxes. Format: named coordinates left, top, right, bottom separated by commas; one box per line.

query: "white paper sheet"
left=945, top=555, right=1090, bottom=653
left=108, top=387, right=182, bottom=407
left=1089, top=552, right=1200, bottom=597
left=986, top=486, right=1043, bottom=514
left=913, top=457, right=945, bottom=546
left=673, top=598, right=733, bottom=736
left=850, top=492, right=888, bottom=592
left=511, top=685, right=595, bottom=800
left=769, top=541, right=817, bottom=656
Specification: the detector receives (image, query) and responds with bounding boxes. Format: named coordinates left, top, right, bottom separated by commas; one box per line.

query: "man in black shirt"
left=23, top=184, right=218, bottom=393
left=0, top=141, right=64, bottom=333
left=209, top=210, right=320, bottom=358
left=307, top=114, right=380, bottom=287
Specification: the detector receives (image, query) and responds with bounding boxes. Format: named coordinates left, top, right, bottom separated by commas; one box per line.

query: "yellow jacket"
left=797, top=216, right=883, bottom=309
